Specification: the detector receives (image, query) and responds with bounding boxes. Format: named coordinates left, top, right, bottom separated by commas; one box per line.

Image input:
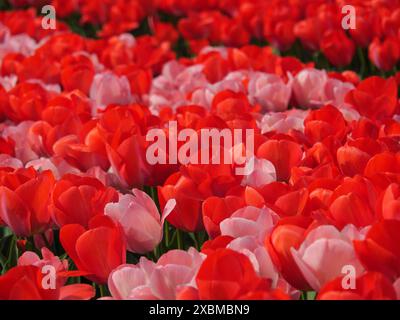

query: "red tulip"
left=257, top=138, right=303, bottom=181
left=318, top=272, right=397, bottom=300
left=60, top=54, right=94, bottom=95
left=345, top=76, right=398, bottom=120
left=320, top=30, right=355, bottom=67
left=354, top=220, right=400, bottom=280
left=3, top=82, right=51, bottom=122
left=202, top=195, right=245, bottom=238
left=50, top=174, right=118, bottom=228
left=364, top=152, right=400, bottom=189
left=158, top=171, right=208, bottom=232
left=369, top=36, right=400, bottom=72
left=196, top=248, right=289, bottom=300
left=265, top=216, right=312, bottom=290
left=0, top=265, right=95, bottom=300
left=349, top=7, right=381, bottom=48
left=337, top=138, right=384, bottom=177
left=304, top=105, right=347, bottom=145
left=98, top=105, right=163, bottom=187
left=0, top=169, right=55, bottom=237
left=60, top=216, right=126, bottom=284
left=328, top=175, right=378, bottom=228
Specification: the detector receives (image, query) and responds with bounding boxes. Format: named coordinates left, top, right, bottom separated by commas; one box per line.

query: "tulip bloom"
left=0, top=169, right=55, bottom=237
left=257, top=138, right=303, bottom=182
left=50, top=174, right=118, bottom=228
left=90, top=72, right=132, bottom=111
left=105, top=189, right=175, bottom=254
left=304, top=105, right=347, bottom=144
left=369, top=37, right=400, bottom=72
left=247, top=73, right=292, bottom=112
left=108, top=248, right=204, bottom=300
left=202, top=195, right=245, bottom=238
left=196, top=248, right=289, bottom=300
left=318, top=272, right=397, bottom=300
left=291, top=225, right=365, bottom=291
left=354, top=220, right=400, bottom=280
left=220, top=206, right=277, bottom=243
left=60, top=216, right=126, bottom=284
left=345, top=76, right=398, bottom=120
left=265, top=217, right=312, bottom=290
left=60, top=54, right=95, bottom=95
left=158, top=173, right=205, bottom=232
left=320, top=30, right=355, bottom=67
left=0, top=265, right=95, bottom=300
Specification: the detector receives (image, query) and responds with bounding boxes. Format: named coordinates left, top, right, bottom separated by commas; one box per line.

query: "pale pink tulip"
left=293, top=69, right=356, bottom=110
left=228, top=236, right=278, bottom=282
left=292, top=69, right=328, bottom=108
left=18, top=247, right=68, bottom=272
left=191, top=71, right=246, bottom=108
left=220, top=206, right=278, bottom=243
left=248, top=72, right=292, bottom=112
left=150, top=61, right=208, bottom=110
left=105, top=189, right=175, bottom=254
left=324, top=78, right=354, bottom=108
left=291, top=224, right=365, bottom=291
left=90, top=72, right=132, bottom=111
left=26, top=156, right=80, bottom=179
left=241, top=157, right=276, bottom=188
left=108, top=248, right=204, bottom=300
left=0, top=32, right=37, bottom=60
left=2, top=121, right=43, bottom=163
left=259, top=109, right=308, bottom=134
left=18, top=247, right=69, bottom=286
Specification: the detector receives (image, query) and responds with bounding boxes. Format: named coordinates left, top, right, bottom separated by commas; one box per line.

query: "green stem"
left=99, top=284, right=107, bottom=297
left=164, top=221, right=170, bottom=248
left=176, top=229, right=183, bottom=250
left=153, top=246, right=159, bottom=261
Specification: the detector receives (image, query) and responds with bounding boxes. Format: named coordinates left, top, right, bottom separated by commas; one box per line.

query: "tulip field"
left=0, top=0, right=400, bottom=301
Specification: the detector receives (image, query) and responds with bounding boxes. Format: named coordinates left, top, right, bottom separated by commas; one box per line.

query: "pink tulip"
left=291, top=224, right=365, bottom=291
left=18, top=247, right=68, bottom=272
left=191, top=71, right=246, bottom=108
left=90, top=72, right=132, bottom=111
left=150, top=61, right=208, bottom=110
left=26, top=157, right=80, bottom=179
left=108, top=248, right=204, bottom=300
left=248, top=72, right=292, bottom=112
left=18, top=247, right=69, bottom=287
left=105, top=189, right=175, bottom=254
left=220, top=206, right=278, bottom=243
left=293, top=69, right=355, bottom=109
left=2, top=121, right=43, bottom=163
left=0, top=32, right=37, bottom=60
left=241, top=157, right=276, bottom=188
left=259, top=109, right=308, bottom=134
left=228, top=236, right=278, bottom=281
left=293, top=69, right=328, bottom=108
left=324, top=78, right=354, bottom=108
